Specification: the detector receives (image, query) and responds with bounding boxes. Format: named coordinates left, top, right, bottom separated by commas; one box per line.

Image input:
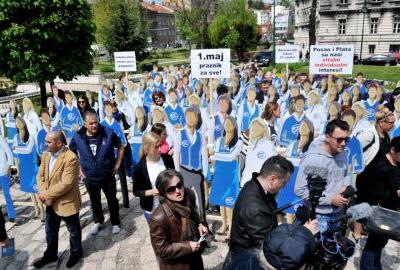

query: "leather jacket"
left=229, top=173, right=278, bottom=252
left=149, top=189, right=204, bottom=270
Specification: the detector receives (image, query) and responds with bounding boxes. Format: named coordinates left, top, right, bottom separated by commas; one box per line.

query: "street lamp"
left=272, top=0, right=276, bottom=66
left=360, top=0, right=367, bottom=61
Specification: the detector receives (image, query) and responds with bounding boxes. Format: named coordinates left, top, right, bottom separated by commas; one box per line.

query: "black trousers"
left=44, top=206, right=82, bottom=258
left=85, top=176, right=120, bottom=225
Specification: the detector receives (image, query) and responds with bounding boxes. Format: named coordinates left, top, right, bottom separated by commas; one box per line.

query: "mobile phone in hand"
left=197, top=235, right=206, bottom=243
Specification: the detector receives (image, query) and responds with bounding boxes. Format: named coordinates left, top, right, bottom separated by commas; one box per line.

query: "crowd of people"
left=0, top=62, right=400, bottom=269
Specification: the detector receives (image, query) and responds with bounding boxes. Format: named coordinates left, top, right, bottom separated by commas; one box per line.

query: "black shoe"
left=32, top=256, right=58, bottom=268
left=66, top=254, right=82, bottom=268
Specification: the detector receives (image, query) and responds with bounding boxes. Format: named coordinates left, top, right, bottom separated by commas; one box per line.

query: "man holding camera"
left=223, top=156, right=318, bottom=269
left=295, top=119, right=352, bottom=232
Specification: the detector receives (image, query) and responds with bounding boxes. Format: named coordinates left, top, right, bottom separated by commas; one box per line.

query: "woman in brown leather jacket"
left=150, top=169, right=208, bottom=270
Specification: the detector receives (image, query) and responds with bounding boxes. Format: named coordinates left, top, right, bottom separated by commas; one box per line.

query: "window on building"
left=369, top=45, right=376, bottom=54
left=339, top=0, right=348, bottom=4
left=390, top=45, right=400, bottom=53
left=338, top=19, right=346, bottom=34
left=370, top=18, right=379, bottom=34
left=394, top=16, right=400, bottom=34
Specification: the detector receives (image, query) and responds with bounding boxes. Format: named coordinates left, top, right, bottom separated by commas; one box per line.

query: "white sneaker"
left=112, top=225, right=121, bottom=234
left=90, top=223, right=102, bottom=235
left=127, top=176, right=133, bottom=184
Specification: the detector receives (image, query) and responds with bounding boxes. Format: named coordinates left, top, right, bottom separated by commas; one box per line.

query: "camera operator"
left=223, top=156, right=318, bottom=269
left=358, top=137, right=400, bottom=270
left=295, top=119, right=352, bottom=232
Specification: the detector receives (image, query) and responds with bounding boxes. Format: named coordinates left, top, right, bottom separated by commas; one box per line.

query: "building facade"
left=294, top=0, right=400, bottom=59
left=140, top=2, right=177, bottom=48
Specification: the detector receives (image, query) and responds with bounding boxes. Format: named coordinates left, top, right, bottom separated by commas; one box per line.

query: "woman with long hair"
left=150, top=169, right=207, bottom=270
left=132, top=133, right=174, bottom=223
left=77, top=94, right=92, bottom=118
left=261, top=102, right=281, bottom=145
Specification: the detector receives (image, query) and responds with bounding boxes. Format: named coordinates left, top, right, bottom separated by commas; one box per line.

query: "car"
left=384, top=52, right=400, bottom=64
left=253, top=51, right=273, bottom=67
left=361, top=54, right=397, bottom=66
left=172, top=43, right=182, bottom=48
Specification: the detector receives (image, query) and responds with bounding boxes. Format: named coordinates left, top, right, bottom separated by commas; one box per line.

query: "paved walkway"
left=0, top=182, right=399, bottom=269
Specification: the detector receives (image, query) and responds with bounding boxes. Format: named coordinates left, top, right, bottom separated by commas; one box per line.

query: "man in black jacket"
left=223, top=155, right=294, bottom=269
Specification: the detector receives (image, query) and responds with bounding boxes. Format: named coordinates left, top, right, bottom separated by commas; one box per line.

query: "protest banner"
left=276, top=45, right=300, bottom=64
left=309, top=45, right=354, bottom=74
left=114, top=51, right=137, bottom=72
left=191, top=49, right=230, bottom=79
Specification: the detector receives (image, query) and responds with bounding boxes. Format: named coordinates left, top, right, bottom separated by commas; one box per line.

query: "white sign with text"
left=114, top=51, right=137, bottom=72
left=191, top=49, right=230, bottom=78
left=309, top=45, right=354, bottom=74
left=276, top=45, right=300, bottom=63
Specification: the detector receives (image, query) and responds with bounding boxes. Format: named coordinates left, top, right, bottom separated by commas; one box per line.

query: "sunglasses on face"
left=78, top=100, right=86, bottom=104
left=166, top=181, right=184, bottom=194
left=330, top=135, right=350, bottom=144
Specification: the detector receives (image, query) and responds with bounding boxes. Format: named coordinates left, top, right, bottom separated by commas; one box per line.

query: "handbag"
left=365, top=206, right=400, bottom=241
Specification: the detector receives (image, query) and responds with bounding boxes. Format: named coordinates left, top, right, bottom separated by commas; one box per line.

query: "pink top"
left=160, top=139, right=170, bottom=154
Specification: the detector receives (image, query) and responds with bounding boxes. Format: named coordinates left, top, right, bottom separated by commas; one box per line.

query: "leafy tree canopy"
left=93, top=0, right=147, bottom=60
left=176, top=7, right=209, bottom=48
left=0, top=0, right=95, bottom=84
left=209, top=0, right=259, bottom=59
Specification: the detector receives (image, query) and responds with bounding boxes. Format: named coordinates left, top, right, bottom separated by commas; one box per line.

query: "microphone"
left=330, top=203, right=373, bottom=224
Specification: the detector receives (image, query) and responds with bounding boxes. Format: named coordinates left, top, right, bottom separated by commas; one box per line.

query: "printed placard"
left=114, top=51, right=137, bottom=72
left=190, top=49, right=230, bottom=78
left=309, top=45, right=354, bottom=74
left=276, top=45, right=300, bottom=63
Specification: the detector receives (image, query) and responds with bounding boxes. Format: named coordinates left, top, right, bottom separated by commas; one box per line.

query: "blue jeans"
left=360, top=233, right=388, bottom=270
left=144, top=211, right=152, bottom=224
left=0, top=175, right=16, bottom=219
left=44, top=206, right=82, bottom=258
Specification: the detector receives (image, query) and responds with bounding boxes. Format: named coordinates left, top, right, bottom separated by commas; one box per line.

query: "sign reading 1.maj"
left=191, top=49, right=230, bottom=79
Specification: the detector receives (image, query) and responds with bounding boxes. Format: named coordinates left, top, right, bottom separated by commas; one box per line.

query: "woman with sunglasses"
left=132, top=133, right=174, bottom=223
left=77, top=94, right=92, bottom=117
left=150, top=169, right=207, bottom=270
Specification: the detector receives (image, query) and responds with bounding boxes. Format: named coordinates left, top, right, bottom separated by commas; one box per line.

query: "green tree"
left=92, top=0, right=117, bottom=45
left=103, top=0, right=147, bottom=60
left=0, top=0, right=95, bottom=107
left=176, top=7, right=209, bottom=49
left=209, top=0, right=259, bottom=60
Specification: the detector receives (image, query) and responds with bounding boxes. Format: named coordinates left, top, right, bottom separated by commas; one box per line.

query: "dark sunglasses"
left=78, top=100, right=86, bottom=104
left=330, top=135, right=350, bottom=144
left=166, top=182, right=184, bottom=193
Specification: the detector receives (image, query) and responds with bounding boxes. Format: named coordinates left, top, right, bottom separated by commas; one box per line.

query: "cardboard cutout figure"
left=115, top=89, right=135, bottom=126
left=352, top=85, right=361, bottom=104
left=279, top=120, right=314, bottom=214
left=341, top=90, right=353, bottom=111
left=86, top=90, right=99, bottom=113
left=101, top=102, right=128, bottom=147
left=98, top=81, right=113, bottom=120
left=5, top=100, right=19, bottom=145
left=13, top=117, right=44, bottom=220
left=36, top=109, right=60, bottom=157
left=209, top=116, right=243, bottom=236
left=22, top=98, right=42, bottom=138
left=236, top=87, right=260, bottom=132
left=209, top=94, right=231, bottom=144
left=363, top=85, right=379, bottom=122
left=342, top=110, right=365, bottom=173
left=165, top=89, right=185, bottom=129
left=0, top=135, right=16, bottom=221
left=241, top=118, right=277, bottom=187
left=394, top=96, right=400, bottom=128
left=128, top=107, right=148, bottom=167
left=279, top=95, right=307, bottom=146
left=51, top=85, right=64, bottom=112
left=328, top=102, right=342, bottom=121
left=188, top=94, right=209, bottom=137
left=60, top=91, right=83, bottom=142
left=174, top=107, right=208, bottom=220
left=305, top=91, right=327, bottom=137
left=47, top=97, right=61, bottom=129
